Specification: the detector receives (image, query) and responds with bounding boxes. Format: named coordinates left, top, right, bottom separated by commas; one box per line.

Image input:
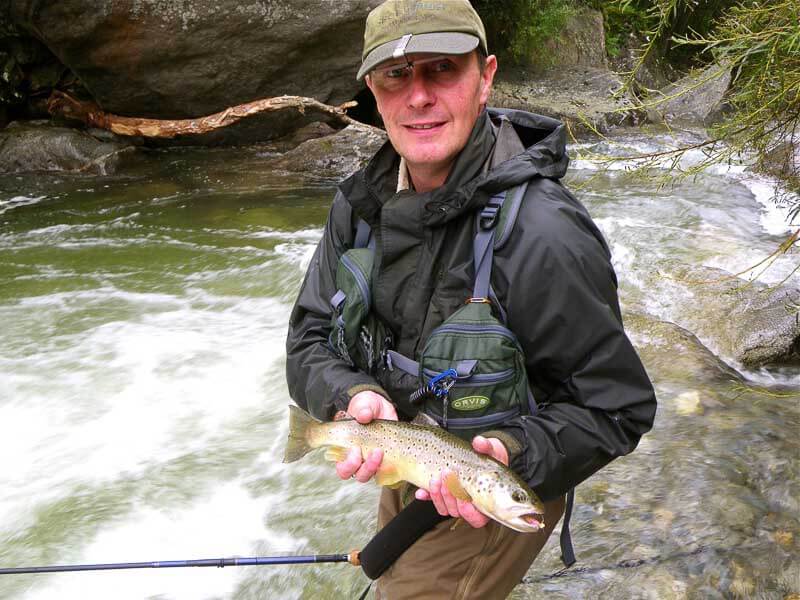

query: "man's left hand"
left=414, top=435, right=509, bottom=528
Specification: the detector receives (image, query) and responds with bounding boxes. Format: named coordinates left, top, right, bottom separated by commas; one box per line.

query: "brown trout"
left=283, top=405, right=545, bottom=532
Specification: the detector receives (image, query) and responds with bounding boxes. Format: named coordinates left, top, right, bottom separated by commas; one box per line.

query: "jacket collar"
left=339, top=108, right=569, bottom=227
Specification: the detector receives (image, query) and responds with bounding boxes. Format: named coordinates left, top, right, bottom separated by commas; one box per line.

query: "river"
left=0, top=130, right=798, bottom=599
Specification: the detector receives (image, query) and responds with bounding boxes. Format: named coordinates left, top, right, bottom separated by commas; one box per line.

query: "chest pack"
left=328, top=184, right=536, bottom=441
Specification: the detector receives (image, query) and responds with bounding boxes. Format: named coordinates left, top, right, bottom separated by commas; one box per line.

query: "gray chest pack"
left=329, top=184, right=537, bottom=441
left=328, top=182, right=576, bottom=568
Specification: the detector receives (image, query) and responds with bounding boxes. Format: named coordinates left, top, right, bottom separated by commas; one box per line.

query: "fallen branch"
left=47, top=91, right=359, bottom=138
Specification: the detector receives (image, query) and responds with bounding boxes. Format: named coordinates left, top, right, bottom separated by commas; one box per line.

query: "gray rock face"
left=491, top=67, right=642, bottom=135
left=0, top=121, right=134, bottom=174
left=8, top=0, right=379, bottom=119
left=533, top=7, right=608, bottom=72
left=489, top=9, right=640, bottom=135
left=668, top=263, right=800, bottom=367
left=653, top=63, right=732, bottom=125
left=267, top=121, right=386, bottom=181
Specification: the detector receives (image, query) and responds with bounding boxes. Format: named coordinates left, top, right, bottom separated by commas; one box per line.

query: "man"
left=286, top=1, right=656, bottom=597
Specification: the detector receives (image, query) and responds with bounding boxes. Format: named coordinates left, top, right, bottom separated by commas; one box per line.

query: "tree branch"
left=47, top=91, right=360, bottom=138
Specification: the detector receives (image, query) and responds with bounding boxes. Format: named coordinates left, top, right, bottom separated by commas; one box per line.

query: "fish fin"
left=443, top=471, right=472, bottom=502
left=411, top=412, right=440, bottom=428
left=283, top=405, right=320, bottom=463
left=374, top=462, right=403, bottom=488
left=323, top=446, right=349, bottom=463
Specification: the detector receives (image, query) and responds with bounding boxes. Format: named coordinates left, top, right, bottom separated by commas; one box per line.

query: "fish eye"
left=512, top=490, right=527, bottom=503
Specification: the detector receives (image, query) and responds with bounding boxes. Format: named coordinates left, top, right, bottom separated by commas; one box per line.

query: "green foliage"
left=599, top=1, right=655, bottom=57
left=696, top=0, right=800, bottom=215
left=473, top=0, right=578, bottom=65
left=603, top=0, right=800, bottom=258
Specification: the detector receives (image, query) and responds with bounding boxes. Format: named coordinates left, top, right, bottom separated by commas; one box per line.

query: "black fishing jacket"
left=286, top=108, right=657, bottom=501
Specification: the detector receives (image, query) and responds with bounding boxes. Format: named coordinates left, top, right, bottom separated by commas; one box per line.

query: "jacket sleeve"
left=492, top=179, right=657, bottom=502
left=286, top=191, right=389, bottom=420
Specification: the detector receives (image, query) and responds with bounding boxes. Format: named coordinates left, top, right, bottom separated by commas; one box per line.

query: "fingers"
left=347, top=391, right=398, bottom=423
left=457, top=499, right=490, bottom=528
left=354, top=448, right=383, bottom=483
left=335, top=447, right=383, bottom=483
left=421, top=469, right=489, bottom=528
left=472, top=435, right=492, bottom=454
left=335, top=446, right=363, bottom=480
left=427, top=470, right=460, bottom=518
left=472, top=435, right=509, bottom=466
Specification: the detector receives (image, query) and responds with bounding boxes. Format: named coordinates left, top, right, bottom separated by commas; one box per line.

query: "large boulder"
left=0, top=120, right=134, bottom=174
left=667, top=263, right=800, bottom=367
left=651, top=63, right=732, bottom=125
left=491, top=67, right=642, bottom=135
left=267, top=121, right=386, bottom=181
left=8, top=1, right=379, bottom=124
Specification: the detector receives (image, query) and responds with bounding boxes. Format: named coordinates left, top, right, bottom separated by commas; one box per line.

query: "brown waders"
left=374, top=488, right=566, bottom=600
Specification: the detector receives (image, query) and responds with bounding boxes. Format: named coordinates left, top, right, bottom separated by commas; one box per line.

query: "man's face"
left=366, top=51, right=497, bottom=186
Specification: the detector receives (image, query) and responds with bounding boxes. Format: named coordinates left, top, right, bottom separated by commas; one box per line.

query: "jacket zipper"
left=423, top=367, right=515, bottom=387
left=432, top=407, right=521, bottom=429
left=428, top=323, right=518, bottom=344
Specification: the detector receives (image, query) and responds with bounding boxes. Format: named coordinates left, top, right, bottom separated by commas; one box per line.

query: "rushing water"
left=0, top=131, right=798, bottom=600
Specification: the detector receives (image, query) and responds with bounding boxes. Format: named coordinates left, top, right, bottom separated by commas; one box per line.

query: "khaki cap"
left=357, top=0, right=488, bottom=81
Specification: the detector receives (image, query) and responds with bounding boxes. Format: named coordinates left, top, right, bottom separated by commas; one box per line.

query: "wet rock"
left=759, top=131, right=800, bottom=192
left=624, top=311, right=743, bottom=384
left=267, top=122, right=386, bottom=181
left=0, top=121, right=134, bottom=175
left=491, top=67, right=642, bottom=136
left=774, top=530, right=794, bottom=549
left=270, top=122, right=338, bottom=154
left=710, top=487, right=759, bottom=532
left=8, top=1, right=378, bottom=120
left=651, top=64, right=732, bottom=126
left=729, top=561, right=756, bottom=598
left=674, top=390, right=704, bottom=416
left=666, top=263, right=800, bottom=367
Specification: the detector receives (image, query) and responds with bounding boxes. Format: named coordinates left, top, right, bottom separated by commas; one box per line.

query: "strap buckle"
left=479, top=193, right=504, bottom=230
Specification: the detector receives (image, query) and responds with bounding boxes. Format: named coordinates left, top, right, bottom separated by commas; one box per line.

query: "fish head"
left=466, top=469, right=546, bottom=533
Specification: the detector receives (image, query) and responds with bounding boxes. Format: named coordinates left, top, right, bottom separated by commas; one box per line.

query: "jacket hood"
left=339, top=107, right=569, bottom=227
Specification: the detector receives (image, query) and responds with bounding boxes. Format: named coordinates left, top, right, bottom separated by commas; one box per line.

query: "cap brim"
left=356, top=32, right=480, bottom=81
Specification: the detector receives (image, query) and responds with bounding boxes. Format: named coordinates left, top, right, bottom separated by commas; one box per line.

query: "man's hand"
left=415, top=435, right=509, bottom=528
left=335, top=391, right=398, bottom=482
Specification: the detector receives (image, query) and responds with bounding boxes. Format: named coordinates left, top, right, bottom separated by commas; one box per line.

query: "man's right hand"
left=335, top=391, right=397, bottom=483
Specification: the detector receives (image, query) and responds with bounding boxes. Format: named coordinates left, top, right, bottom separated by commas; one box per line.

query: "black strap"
left=359, top=499, right=448, bottom=580
left=560, top=488, right=576, bottom=567
left=472, top=192, right=506, bottom=300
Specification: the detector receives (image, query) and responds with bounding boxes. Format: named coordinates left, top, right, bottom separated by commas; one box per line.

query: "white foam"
left=739, top=173, right=799, bottom=235
left=0, top=195, right=46, bottom=215
left=0, top=291, right=294, bottom=529
left=22, top=482, right=291, bottom=600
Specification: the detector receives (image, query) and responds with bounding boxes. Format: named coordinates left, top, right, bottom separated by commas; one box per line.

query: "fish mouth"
left=521, top=513, right=545, bottom=529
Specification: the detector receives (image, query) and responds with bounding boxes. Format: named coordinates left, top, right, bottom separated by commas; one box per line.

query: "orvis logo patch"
left=451, top=395, right=490, bottom=411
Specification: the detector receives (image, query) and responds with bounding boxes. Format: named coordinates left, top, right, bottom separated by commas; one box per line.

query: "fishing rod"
left=0, top=551, right=361, bottom=575
left=0, top=499, right=445, bottom=581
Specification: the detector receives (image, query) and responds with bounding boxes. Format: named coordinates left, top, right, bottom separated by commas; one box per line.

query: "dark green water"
left=0, top=136, right=798, bottom=599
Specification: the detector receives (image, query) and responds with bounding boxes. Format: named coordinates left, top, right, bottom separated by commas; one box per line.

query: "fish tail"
left=283, top=404, right=320, bottom=463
